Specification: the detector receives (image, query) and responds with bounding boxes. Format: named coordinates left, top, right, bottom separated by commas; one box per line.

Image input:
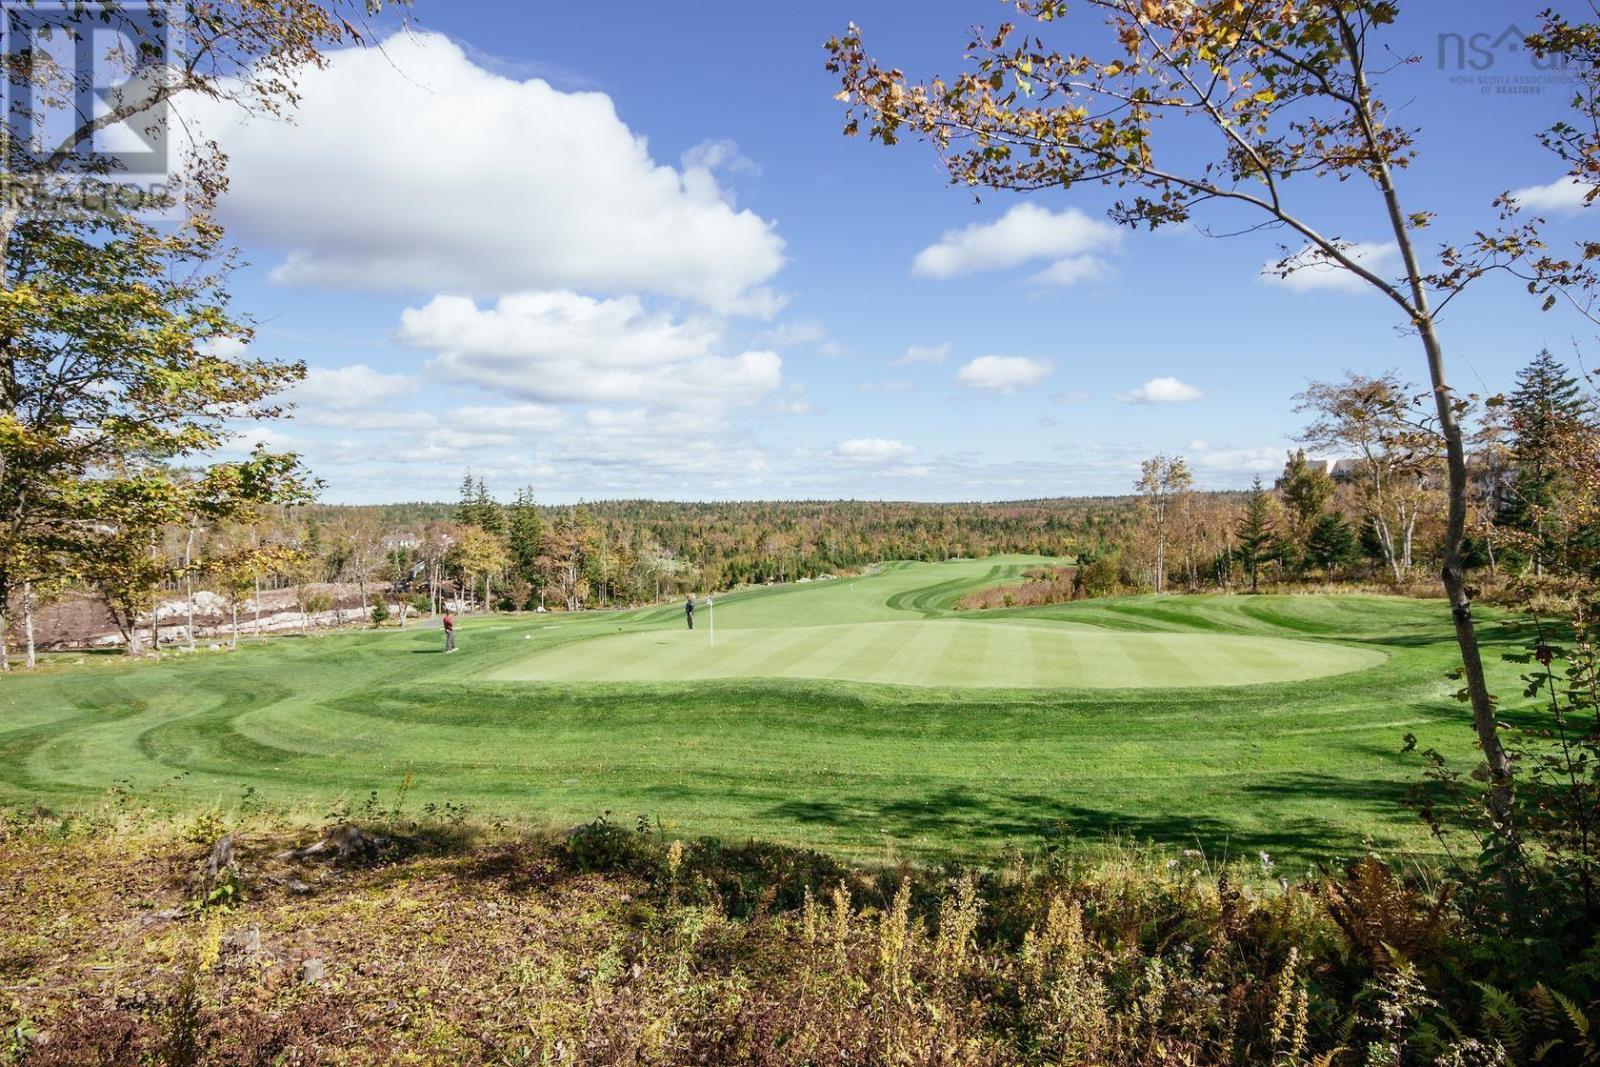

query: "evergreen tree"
left=1509, top=349, right=1593, bottom=447
left=1235, top=477, right=1276, bottom=594
left=1498, top=350, right=1596, bottom=575
left=455, top=472, right=481, bottom=529
left=1273, top=532, right=1302, bottom=578
left=1305, top=512, right=1357, bottom=578
left=1279, top=449, right=1335, bottom=540
left=506, top=487, right=544, bottom=605
left=1358, top=517, right=1389, bottom=570
left=454, top=473, right=506, bottom=534
left=474, top=478, right=506, bottom=535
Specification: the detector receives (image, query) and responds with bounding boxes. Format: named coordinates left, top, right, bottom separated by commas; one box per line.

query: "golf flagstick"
left=708, top=596, right=714, bottom=647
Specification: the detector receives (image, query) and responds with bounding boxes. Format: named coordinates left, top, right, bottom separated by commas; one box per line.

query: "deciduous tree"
left=1295, top=373, right=1438, bottom=584
left=1280, top=449, right=1334, bottom=546
left=0, top=3, right=396, bottom=665
left=1135, top=454, right=1191, bottom=594
left=828, top=0, right=1571, bottom=849
left=451, top=526, right=510, bottom=614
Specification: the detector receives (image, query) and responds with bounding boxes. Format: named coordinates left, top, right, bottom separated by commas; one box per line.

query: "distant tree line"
left=6, top=348, right=1590, bottom=667
left=365, top=483, right=1137, bottom=616
left=1065, top=351, right=1599, bottom=602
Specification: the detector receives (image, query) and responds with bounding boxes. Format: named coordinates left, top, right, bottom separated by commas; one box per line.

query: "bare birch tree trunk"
left=1402, top=509, right=1418, bottom=574
left=184, top=528, right=197, bottom=651
left=23, top=581, right=35, bottom=669
left=1337, top=11, right=1517, bottom=846
left=1371, top=513, right=1401, bottom=584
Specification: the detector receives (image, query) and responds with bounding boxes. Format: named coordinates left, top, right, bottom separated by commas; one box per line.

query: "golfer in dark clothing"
left=685, top=595, right=695, bottom=630
left=443, top=611, right=457, bottom=652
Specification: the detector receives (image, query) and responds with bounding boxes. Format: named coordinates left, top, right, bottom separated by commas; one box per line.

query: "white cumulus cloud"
left=442, top=403, right=567, bottom=435
left=836, top=438, right=915, bottom=462
left=220, top=425, right=296, bottom=456
left=288, top=363, right=419, bottom=413
left=1118, top=376, right=1204, bottom=404
left=198, top=336, right=252, bottom=360
left=1187, top=443, right=1284, bottom=472
left=1262, top=241, right=1399, bottom=293
left=1511, top=175, right=1595, bottom=214
left=681, top=138, right=761, bottom=179
left=955, top=355, right=1052, bottom=394
left=1028, top=254, right=1114, bottom=287
left=182, top=32, right=785, bottom=313
left=398, top=290, right=782, bottom=410
left=912, top=204, right=1119, bottom=280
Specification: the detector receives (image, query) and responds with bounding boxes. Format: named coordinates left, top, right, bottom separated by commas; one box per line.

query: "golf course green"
left=488, top=619, right=1386, bottom=688
left=0, top=556, right=1524, bottom=864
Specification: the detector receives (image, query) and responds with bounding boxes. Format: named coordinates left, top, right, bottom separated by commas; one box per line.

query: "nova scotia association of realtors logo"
left=1, top=1, right=180, bottom=218
left=1437, top=23, right=1586, bottom=95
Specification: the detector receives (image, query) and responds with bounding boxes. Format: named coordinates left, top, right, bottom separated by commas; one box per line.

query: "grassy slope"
left=0, top=556, right=1525, bottom=866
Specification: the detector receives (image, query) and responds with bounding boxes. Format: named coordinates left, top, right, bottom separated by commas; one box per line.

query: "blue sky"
left=183, top=0, right=1596, bottom=504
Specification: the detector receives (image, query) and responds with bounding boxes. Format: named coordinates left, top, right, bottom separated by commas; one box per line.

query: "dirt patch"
left=29, top=594, right=120, bottom=648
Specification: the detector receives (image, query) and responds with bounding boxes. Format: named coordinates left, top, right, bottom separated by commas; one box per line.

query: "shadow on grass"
left=764, top=775, right=1424, bottom=864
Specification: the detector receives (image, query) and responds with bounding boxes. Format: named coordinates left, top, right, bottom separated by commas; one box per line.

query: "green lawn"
left=490, top=619, right=1384, bottom=688
left=0, top=556, right=1524, bottom=867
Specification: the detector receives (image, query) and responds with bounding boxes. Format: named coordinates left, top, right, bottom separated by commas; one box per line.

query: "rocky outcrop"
left=32, top=584, right=413, bottom=650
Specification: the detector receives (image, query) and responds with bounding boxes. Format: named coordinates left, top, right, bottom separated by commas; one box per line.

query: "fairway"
left=488, top=618, right=1386, bottom=688
left=0, top=556, right=1532, bottom=865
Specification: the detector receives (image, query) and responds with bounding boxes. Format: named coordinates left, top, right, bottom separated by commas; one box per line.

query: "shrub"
left=1077, top=553, right=1124, bottom=598
left=560, top=811, right=654, bottom=874
left=13, top=809, right=1600, bottom=1064
left=956, top=565, right=1078, bottom=610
